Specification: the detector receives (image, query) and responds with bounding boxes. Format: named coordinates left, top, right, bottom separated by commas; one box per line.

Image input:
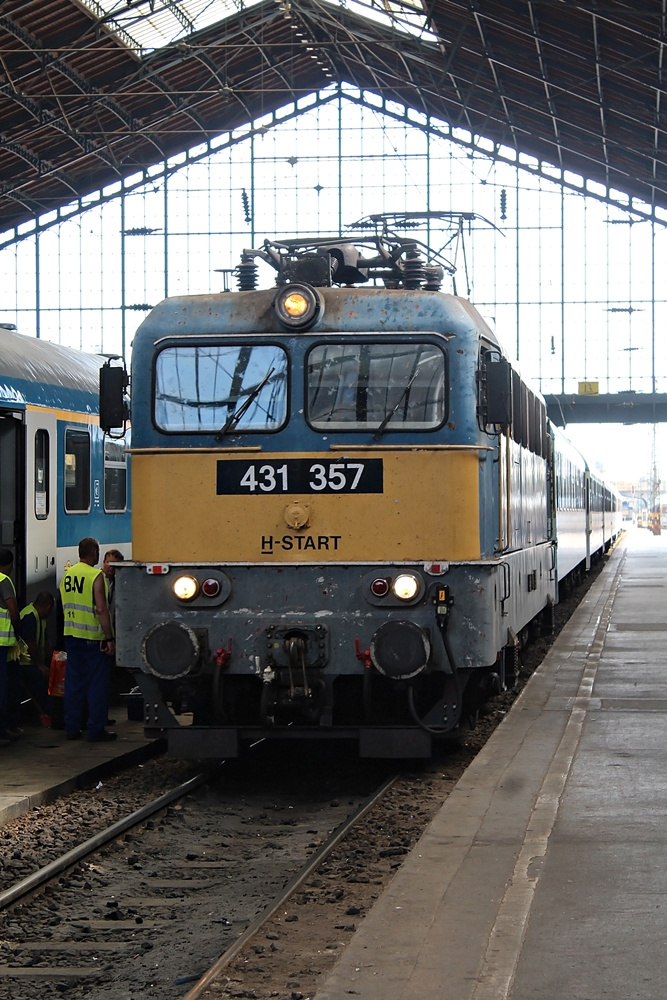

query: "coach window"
left=530, top=395, right=543, bottom=456
left=511, top=372, right=521, bottom=444
left=104, top=437, right=127, bottom=512
left=154, top=344, right=288, bottom=433
left=64, top=428, right=91, bottom=512
left=307, top=341, right=447, bottom=431
left=34, top=429, right=49, bottom=520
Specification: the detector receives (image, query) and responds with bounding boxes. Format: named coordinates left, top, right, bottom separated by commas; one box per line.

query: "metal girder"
left=339, top=89, right=663, bottom=221
left=0, top=138, right=56, bottom=177
left=546, top=393, right=667, bottom=426
left=526, top=1, right=563, bottom=166
left=468, top=0, right=520, bottom=150
left=0, top=86, right=343, bottom=250
left=1, top=0, right=667, bottom=240
left=4, top=77, right=667, bottom=252
left=0, top=12, right=142, bottom=132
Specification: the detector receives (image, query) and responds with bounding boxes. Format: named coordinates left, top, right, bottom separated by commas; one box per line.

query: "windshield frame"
left=305, top=335, right=449, bottom=434
left=152, top=339, right=290, bottom=436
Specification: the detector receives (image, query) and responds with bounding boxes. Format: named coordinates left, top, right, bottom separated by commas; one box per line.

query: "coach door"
left=0, top=408, right=25, bottom=600
left=24, top=408, right=57, bottom=598
left=585, top=469, right=592, bottom=571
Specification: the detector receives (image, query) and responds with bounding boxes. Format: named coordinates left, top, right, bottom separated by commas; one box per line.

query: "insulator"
left=236, top=253, right=258, bottom=290
left=500, top=188, right=507, bottom=221
left=423, top=266, right=444, bottom=291
left=241, top=188, right=252, bottom=224
left=403, top=249, right=426, bottom=289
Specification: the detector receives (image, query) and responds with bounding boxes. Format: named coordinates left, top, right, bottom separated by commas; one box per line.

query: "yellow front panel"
left=131, top=450, right=480, bottom=563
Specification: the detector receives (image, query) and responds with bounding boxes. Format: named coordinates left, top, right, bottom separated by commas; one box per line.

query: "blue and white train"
left=0, top=323, right=131, bottom=606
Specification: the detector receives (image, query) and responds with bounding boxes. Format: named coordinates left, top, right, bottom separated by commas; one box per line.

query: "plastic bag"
left=48, top=650, right=66, bottom=698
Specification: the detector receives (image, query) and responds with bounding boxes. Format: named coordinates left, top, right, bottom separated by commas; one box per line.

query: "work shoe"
left=87, top=730, right=118, bottom=743
left=6, top=727, right=23, bottom=739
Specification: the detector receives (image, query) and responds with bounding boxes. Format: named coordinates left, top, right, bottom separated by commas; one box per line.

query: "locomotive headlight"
left=284, top=292, right=309, bottom=317
left=392, top=573, right=420, bottom=601
left=273, top=283, right=323, bottom=330
left=173, top=574, right=199, bottom=602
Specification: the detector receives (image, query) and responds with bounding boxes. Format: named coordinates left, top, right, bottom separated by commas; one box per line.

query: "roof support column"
left=35, top=232, right=41, bottom=340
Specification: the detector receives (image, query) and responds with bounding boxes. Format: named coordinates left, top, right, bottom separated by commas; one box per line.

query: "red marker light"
left=202, top=578, right=221, bottom=598
left=370, top=578, right=390, bottom=597
left=147, top=564, right=169, bottom=576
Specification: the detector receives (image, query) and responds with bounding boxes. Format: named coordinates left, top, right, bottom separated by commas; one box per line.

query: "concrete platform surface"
left=317, top=527, right=667, bottom=1000
left=0, top=710, right=157, bottom=826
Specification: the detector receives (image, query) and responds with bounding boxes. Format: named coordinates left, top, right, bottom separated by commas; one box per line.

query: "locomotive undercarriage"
left=132, top=664, right=483, bottom=758
left=118, top=550, right=555, bottom=758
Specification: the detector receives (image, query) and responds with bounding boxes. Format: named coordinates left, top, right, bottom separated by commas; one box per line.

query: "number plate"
left=216, top=459, right=383, bottom=494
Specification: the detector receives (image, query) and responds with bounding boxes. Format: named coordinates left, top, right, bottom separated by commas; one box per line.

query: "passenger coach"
left=0, top=323, right=131, bottom=605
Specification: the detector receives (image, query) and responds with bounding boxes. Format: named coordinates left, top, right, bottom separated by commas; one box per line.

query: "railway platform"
left=318, top=525, right=667, bottom=1000
left=0, top=707, right=157, bottom=827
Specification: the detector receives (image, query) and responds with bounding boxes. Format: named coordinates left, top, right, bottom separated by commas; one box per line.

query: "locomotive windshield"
left=307, top=341, right=447, bottom=431
left=154, top=344, right=288, bottom=433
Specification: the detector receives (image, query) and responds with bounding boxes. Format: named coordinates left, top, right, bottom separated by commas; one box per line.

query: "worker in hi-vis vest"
left=0, top=547, right=20, bottom=746
left=59, top=536, right=116, bottom=743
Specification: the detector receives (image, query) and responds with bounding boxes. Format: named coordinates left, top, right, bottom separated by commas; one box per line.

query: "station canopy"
left=2, top=0, right=667, bottom=236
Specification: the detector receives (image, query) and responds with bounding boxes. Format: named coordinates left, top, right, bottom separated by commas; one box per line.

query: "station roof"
left=2, top=0, right=666, bottom=238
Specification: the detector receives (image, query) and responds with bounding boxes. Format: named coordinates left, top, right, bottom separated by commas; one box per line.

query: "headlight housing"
left=363, top=569, right=425, bottom=606
left=392, top=573, right=420, bottom=601
left=273, top=282, right=323, bottom=330
left=168, top=570, right=232, bottom=607
left=172, top=575, right=199, bottom=602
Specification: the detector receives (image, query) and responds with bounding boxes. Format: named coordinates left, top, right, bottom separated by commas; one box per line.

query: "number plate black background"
left=216, top=458, right=383, bottom=494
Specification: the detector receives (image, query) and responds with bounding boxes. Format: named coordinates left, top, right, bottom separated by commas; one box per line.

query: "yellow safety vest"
left=0, top=572, right=16, bottom=647
left=59, top=562, right=105, bottom=640
left=19, top=604, right=46, bottom=664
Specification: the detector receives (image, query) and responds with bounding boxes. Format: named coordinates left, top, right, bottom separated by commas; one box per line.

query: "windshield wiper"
left=215, top=367, right=276, bottom=440
left=373, top=367, right=421, bottom=440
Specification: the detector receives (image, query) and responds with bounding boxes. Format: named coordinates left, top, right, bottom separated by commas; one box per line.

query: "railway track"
left=184, top=773, right=398, bottom=999
left=0, top=747, right=401, bottom=1000
left=0, top=768, right=215, bottom=911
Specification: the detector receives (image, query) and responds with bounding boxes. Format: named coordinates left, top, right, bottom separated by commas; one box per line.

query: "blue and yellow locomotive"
left=101, top=231, right=620, bottom=758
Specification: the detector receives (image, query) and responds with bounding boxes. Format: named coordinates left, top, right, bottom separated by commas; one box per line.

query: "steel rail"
left=183, top=771, right=400, bottom=1000
left=0, top=766, right=220, bottom=911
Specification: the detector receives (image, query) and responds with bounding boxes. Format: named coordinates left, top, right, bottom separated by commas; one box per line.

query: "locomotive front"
left=103, top=232, right=552, bottom=758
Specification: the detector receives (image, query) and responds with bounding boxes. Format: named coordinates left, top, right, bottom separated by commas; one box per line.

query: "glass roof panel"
left=78, top=0, right=435, bottom=55
left=331, top=0, right=437, bottom=43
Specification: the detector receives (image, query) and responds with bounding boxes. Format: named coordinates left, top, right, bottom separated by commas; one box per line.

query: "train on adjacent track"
left=0, top=323, right=131, bottom=606
left=101, top=225, right=621, bottom=759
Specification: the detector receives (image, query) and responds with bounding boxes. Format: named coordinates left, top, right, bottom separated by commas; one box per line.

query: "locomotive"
left=100, top=227, right=621, bottom=758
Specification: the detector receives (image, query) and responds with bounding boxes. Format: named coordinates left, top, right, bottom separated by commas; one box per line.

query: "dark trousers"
left=6, top=661, right=21, bottom=729
left=64, top=636, right=110, bottom=739
left=0, top=646, right=7, bottom=736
